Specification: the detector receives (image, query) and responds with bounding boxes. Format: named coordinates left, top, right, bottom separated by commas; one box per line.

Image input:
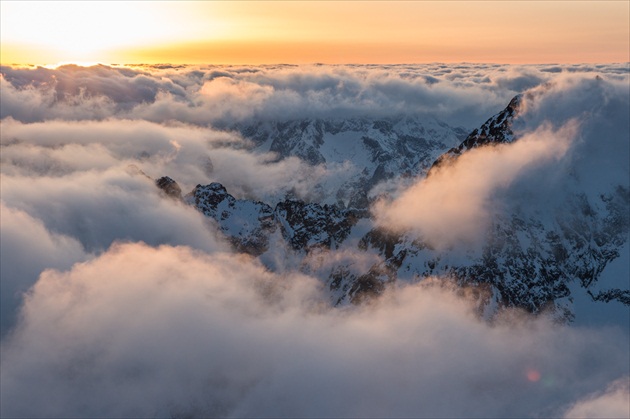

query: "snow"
left=318, top=130, right=372, bottom=167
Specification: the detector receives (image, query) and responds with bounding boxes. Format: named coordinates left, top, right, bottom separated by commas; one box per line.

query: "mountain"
left=236, top=115, right=468, bottom=208
left=430, top=94, right=521, bottom=172
left=159, top=95, right=629, bottom=323
left=185, top=181, right=366, bottom=255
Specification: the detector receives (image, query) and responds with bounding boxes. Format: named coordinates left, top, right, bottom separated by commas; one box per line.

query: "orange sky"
left=1, top=1, right=628, bottom=65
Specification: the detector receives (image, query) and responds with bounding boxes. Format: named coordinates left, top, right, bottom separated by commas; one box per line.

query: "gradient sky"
left=1, top=1, right=629, bottom=65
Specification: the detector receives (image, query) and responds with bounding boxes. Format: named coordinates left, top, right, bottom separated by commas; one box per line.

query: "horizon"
left=4, top=61, right=630, bottom=73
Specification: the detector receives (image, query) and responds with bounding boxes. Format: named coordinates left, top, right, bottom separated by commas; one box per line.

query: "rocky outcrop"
left=156, top=176, right=183, bottom=199
left=430, top=95, right=521, bottom=173
left=191, top=182, right=366, bottom=255
left=192, top=183, right=275, bottom=255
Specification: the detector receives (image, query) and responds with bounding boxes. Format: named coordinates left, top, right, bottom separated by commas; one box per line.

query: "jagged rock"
left=192, top=183, right=275, bottom=255
left=350, top=95, right=629, bottom=317
left=275, top=200, right=360, bottom=251
left=191, top=182, right=365, bottom=256
left=155, top=176, right=182, bottom=199
left=430, top=95, right=521, bottom=173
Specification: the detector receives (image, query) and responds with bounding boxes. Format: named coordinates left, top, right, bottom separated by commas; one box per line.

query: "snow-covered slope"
left=237, top=116, right=467, bottom=207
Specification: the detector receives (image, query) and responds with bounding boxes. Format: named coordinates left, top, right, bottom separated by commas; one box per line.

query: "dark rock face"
left=192, top=183, right=275, bottom=255
left=430, top=95, right=521, bottom=173
left=268, top=120, right=326, bottom=165
left=236, top=116, right=467, bottom=209
left=275, top=200, right=361, bottom=251
left=304, top=95, right=627, bottom=316
left=457, top=94, right=521, bottom=150
left=349, top=95, right=630, bottom=318
left=191, top=182, right=366, bottom=256
left=351, top=185, right=629, bottom=319
left=155, top=176, right=182, bottom=199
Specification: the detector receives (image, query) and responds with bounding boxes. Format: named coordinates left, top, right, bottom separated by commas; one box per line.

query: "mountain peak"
left=430, top=94, right=522, bottom=173
left=155, top=176, right=182, bottom=199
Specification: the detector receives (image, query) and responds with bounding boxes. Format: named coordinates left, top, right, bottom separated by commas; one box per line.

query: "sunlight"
left=1, top=1, right=628, bottom=69
left=1, top=2, right=227, bottom=64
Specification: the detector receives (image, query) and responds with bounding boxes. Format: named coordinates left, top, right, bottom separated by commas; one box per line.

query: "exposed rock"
left=155, top=176, right=182, bottom=199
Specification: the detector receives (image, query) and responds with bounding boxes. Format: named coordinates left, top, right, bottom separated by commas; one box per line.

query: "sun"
left=1, top=1, right=224, bottom=65
left=2, top=2, right=179, bottom=63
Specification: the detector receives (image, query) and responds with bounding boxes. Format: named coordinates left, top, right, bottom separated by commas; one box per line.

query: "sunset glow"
left=2, top=1, right=629, bottom=65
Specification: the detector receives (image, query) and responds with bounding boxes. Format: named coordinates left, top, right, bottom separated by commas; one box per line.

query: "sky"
left=1, top=1, right=629, bottom=65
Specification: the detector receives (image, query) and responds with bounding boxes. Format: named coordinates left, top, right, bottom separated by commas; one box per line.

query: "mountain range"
left=157, top=90, right=629, bottom=324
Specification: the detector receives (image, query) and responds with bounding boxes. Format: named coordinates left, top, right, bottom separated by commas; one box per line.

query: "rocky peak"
left=186, top=181, right=367, bottom=255
left=192, top=182, right=234, bottom=211
left=461, top=94, right=521, bottom=149
left=155, top=176, right=182, bottom=199
left=430, top=94, right=521, bottom=172
left=192, top=183, right=274, bottom=255
left=234, top=115, right=465, bottom=208
left=152, top=93, right=627, bottom=319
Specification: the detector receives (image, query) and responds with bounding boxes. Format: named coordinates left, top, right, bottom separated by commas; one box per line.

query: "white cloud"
left=563, top=377, right=630, bottom=418
left=0, top=203, right=88, bottom=336
left=0, top=117, right=331, bottom=202
left=0, top=168, right=225, bottom=253
left=0, top=63, right=628, bottom=418
left=1, top=242, right=627, bottom=418
left=373, top=121, right=578, bottom=247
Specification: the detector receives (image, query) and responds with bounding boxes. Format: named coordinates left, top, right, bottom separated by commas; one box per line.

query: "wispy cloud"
left=373, top=121, right=578, bottom=247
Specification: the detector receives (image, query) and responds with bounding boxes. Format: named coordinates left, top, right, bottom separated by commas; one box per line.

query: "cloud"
left=130, top=64, right=520, bottom=128
left=0, top=168, right=224, bottom=253
left=0, top=64, right=187, bottom=112
left=372, top=73, right=629, bottom=248
left=0, top=63, right=628, bottom=418
left=563, top=377, right=630, bottom=418
left=6, top=63, right=626, bottom=129
left=2, top=63, right=627, bottom=133
left=0, top=203, right=87, bottom=336
left=1, top=242, right=627, bottom=418
left=0, top=72, right=117, bottom=122
left=373, top=121, right=578, bottom=247
left=0, top=117, right=242, bottom=189
left=0, top=117, right=337, bottom=203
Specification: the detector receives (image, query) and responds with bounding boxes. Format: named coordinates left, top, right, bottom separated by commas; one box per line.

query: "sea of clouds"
left=1, top=63, right=629, bottom=418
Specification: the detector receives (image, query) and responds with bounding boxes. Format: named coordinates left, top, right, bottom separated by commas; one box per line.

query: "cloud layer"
left=2, top=242, right=628, bottom=418
left=3, top=62, right=627, bottom=127
left=1, top=63, right=628, bottom=417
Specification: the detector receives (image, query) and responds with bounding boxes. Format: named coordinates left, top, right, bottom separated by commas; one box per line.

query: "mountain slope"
left=160, top=83, right=629, bottom=322
left=237, top=115, right=467, bottom=207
